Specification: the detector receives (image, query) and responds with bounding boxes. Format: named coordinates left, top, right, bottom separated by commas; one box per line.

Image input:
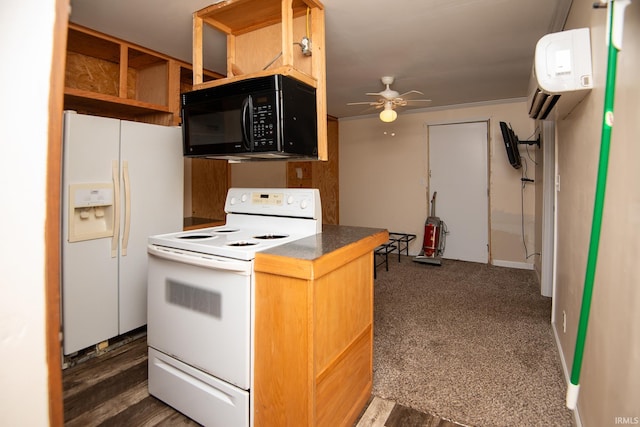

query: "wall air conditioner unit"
left=528, top=28, right=593, bottom=120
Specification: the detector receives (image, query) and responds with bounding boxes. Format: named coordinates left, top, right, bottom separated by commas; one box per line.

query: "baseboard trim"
left=491, top=260, right=534, bottom=270
left=552, top=323, right=583, bottom=427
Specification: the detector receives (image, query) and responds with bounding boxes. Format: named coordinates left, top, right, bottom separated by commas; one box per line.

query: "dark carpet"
left=372, top=257, right=573, bottom=427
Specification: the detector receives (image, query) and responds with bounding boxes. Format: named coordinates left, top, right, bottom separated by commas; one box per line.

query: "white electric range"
left=146, top=187, right=321, bottom=427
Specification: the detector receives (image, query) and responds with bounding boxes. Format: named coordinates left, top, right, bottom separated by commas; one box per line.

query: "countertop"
left=255, top=225, right=388, bottom=279
left=261, top=224, right=387, bottom=260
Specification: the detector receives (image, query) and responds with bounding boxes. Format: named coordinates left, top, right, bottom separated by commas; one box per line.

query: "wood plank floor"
left=63, top=334, right=466, bottom=426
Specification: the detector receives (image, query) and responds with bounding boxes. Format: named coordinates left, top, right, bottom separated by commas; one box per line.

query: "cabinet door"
left=62, top=112, right=120, bottom=355
left=118, top=120, right=183, bottom=333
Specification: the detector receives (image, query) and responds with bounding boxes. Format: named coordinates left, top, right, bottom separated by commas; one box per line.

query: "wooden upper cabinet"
left=64, top=23, right=222, bottom=125
left=192, top=0, right=328, bottom=160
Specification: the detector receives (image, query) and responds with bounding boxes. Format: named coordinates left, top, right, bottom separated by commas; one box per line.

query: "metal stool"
left=388, top=232, right=417, bottom=262
left=374, top=242, right=396, bottom=278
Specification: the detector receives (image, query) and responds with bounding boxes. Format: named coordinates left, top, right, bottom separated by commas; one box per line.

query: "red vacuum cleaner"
left=414, top=191, right=447, bottom=266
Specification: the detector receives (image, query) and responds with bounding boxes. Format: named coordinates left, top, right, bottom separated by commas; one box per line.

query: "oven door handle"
left=147, top=244, right=252, bottom=275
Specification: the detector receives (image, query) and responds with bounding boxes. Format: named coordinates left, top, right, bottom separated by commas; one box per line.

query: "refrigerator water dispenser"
left=68, top=183, right=114, bottom=242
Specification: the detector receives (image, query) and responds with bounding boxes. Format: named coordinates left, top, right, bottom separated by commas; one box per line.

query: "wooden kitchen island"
left=253, top=225, right=388, bottom=427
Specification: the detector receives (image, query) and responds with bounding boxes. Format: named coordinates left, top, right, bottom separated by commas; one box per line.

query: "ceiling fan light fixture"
left=348, top=76, right=430, bottom=120
left=379, top=103, right=397, bottom=122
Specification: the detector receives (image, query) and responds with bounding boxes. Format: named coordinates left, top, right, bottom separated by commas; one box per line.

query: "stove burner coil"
left=177, top=234, right=215, bottom=240
left=253, top=234, right=289, bottom=240
left=226, top=241, right=258, bottom=247
left=213, top=228, right=240, bottom=233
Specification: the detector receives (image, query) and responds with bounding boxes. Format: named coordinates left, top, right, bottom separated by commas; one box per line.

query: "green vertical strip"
left=569, top=6, right=620, bottom=387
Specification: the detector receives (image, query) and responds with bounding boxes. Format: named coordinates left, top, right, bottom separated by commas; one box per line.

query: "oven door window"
left=147, top=253, right=251, bottom=390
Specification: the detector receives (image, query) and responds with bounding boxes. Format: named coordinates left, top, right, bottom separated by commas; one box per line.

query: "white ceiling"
left=68, top=0, right=572, bottom=118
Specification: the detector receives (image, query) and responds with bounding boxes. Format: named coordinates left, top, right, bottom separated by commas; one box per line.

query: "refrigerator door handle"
left=121, top=160, right=131, bottom=256
left=111, top=160, right=120, bottom=258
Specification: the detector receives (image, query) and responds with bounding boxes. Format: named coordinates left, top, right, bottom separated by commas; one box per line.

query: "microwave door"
left=241, top=95, right=254, bottom=151
left=181, top=91, right=250, bottom=157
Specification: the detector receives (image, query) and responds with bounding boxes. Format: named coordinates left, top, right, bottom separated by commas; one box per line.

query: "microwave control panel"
left=253, top=104, right=276, bottom=147
left=252, top=94, right=278, bottom=150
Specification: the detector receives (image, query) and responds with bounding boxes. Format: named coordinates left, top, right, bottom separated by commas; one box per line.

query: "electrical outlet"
left=300, top=36, right=312, bottom=56
left=556, top=174, right=561, bottom=192
left=563, top=310, right=567, bottom=333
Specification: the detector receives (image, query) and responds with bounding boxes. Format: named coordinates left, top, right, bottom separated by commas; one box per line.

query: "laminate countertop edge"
left=254, top=225, right=388, bottom=280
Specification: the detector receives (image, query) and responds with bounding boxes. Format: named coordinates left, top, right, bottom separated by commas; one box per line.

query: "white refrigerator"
left=62, top=111, right=183, bottom=355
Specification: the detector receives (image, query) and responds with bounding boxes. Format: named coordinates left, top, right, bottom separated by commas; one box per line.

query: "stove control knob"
left=241, top=193, right=248, bottom=203
left=287, top=195, right=294, bottom=205
left=229, top=197, right=237, bottom=205
left=300, top=199, right=308, bottom=209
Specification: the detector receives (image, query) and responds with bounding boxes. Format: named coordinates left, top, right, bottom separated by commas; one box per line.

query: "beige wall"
left=339, top=101, right=537, bottom=266
left=555, top=0, right=640, bottom=425
left=1, top=1, right=56, bottom=425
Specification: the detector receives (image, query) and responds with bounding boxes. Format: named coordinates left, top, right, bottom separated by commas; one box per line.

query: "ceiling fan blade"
left=347, top=101, right=380, bottom=106
left=365, top=92, right=384, bottom=97
left=404, top=99, right=432, bottom=103
left=361, top=104, right=385, bottom=113
left=347, top=104, right=384, bottom=115
left=397, top=90, right=424, bottom=98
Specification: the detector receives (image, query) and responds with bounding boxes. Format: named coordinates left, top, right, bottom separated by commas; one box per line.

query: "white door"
left=62, top=114, right=183, bottom=353
left=428, top=122, right=488, bottom=263
left=62, top=112, right=120, bottom=355
left=118, top=121, right=183, bottom=334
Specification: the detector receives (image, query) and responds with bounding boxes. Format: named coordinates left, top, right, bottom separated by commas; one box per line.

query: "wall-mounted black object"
left=499, top=121, right=540, bottom=169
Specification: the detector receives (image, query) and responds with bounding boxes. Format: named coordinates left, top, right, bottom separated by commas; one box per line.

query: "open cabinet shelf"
left=196, top=0, right=323, bottom=35
left=63, top=87, right=172, bottom=117
left=64, top=24, right=223, bottom=125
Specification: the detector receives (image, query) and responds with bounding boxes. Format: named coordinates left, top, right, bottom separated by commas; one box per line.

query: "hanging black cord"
left=520, top=158, right=541, bottom=259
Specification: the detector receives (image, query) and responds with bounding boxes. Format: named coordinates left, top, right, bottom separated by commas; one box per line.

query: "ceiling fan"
left=347, top=76, right=431, bottom=122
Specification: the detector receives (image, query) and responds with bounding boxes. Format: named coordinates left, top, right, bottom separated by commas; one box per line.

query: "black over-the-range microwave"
left=181, top=74, right=318, bottom=160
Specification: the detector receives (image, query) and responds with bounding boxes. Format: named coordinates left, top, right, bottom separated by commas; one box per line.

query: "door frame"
left=426, top=119, right=491, bottom=263
left=540, top=120, right=557, bottom=301
left=46, top=0, right=69, bottom=425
